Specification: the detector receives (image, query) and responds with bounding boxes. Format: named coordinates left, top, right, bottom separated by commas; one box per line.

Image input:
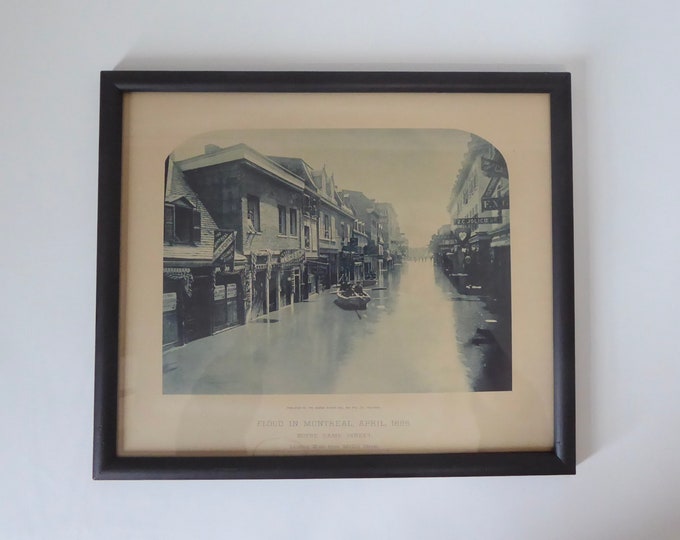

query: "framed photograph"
left=94, top=71, right=574, bottom=479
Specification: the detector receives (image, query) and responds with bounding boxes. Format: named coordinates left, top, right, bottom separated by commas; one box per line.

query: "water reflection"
left=164, top=260, right=509, bottom=394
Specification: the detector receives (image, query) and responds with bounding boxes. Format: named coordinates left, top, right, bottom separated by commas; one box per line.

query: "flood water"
left=163, top=260, right=511, bottom=394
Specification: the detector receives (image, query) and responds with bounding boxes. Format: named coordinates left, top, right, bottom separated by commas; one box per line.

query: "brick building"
left=175, top=144, right=307, bottom=321
left=267, top=155, right=324, bottom=297
left=375, top=202, right=407, bottom=268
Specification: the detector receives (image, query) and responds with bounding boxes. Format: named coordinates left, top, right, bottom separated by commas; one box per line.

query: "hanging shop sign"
left=481, top=196, right=510, bottom=211
left=454, top=216, right=503, bottom=225
left=213, top=229, right=236, bottom=268
left=482, top=176, right=500, bottom=199
left=279, top=249, right=305, bottom=267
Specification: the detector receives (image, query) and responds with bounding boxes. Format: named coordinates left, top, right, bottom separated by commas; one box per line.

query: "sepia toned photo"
left=161, top=129, right=511, bottom=395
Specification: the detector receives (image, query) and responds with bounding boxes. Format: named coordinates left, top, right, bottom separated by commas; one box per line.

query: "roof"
left=270, top=156, right=355, bottom=219
left=341, top=190, right=376, bottom=214
left=268, top=156, right=318, bottom=190
left=176, top=143, right=306, bottom=192
left=166, top=195, right=196, bottom=208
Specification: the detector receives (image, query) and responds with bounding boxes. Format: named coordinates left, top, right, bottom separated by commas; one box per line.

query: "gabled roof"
left=311, top=166, right=335, bottom=201
left=267, top=156, right=318, bottom=192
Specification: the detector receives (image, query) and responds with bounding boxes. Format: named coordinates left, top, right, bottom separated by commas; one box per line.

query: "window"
left=323, top=213, right=331, bottom=239
left=289, top=208, right=298, bottom=236
left=164, top=201, right=201, bottom=245
left=304, top=225, right=311, bottom=249
left=278, top=205, right=287, bottom=235
left=247, top=195, right=260, bottom=232
left=303, top=194, right=317, bottom=217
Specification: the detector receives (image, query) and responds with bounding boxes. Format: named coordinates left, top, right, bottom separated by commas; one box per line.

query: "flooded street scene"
left=163, top=260, right=510, bottom=394
left=162, top=129, right=511, bottom=394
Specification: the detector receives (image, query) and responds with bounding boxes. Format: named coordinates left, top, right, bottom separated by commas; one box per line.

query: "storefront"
left=304, top=259, right=326, bottom=297
left=213, top=270, right=244, bottom=332
left=465, top=233, right=491, bottom=293
left=210, top=229, right=244, bottom=331
left=340, top=246, right=365, bottom=282
left=251, top=270, right=267, bottom=318
left=279, top=249, right=305, bottom=305
left=182, top=269, right=213, bottom=342
left=163, top=266, right=214, bottom=345
left=162, top=268, right=191, bottom=349
left=488, top=225, right=511, bottom=313
left=328, top=253, right=339, bottom=286
left=249, top=252, right=272, bottom=320
left=163, top=267, right=201, bottom=349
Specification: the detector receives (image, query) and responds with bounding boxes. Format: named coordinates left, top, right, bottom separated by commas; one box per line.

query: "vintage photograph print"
left=162, top=129, right=511, bottom=395
left=95, top=72, right=574, bottom=478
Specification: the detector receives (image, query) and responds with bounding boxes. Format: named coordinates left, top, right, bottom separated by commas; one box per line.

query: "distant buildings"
left=375, top=202, right=408, bottom=269
left=162, top=142, right=407, bottom=349
left=340, top=190, right=383, bottom=276
left=310, top=165, right=356, bottom=288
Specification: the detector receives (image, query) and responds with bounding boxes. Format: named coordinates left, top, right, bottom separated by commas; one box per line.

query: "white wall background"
left=3, top=1, right=679, bottom=538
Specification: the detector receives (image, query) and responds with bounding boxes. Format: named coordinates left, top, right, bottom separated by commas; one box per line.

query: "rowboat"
left=335, top=287, right=371, bottom=310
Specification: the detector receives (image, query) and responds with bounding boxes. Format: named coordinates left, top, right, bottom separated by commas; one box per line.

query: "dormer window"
left=164, top=197, right=201, bottom=245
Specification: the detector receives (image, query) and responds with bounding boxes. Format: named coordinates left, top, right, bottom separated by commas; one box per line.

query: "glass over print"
left=94, top=72, right=574, bottom=478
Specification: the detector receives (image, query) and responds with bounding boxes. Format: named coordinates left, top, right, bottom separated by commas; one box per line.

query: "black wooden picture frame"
left=94, top=71, right=574, bottom=480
